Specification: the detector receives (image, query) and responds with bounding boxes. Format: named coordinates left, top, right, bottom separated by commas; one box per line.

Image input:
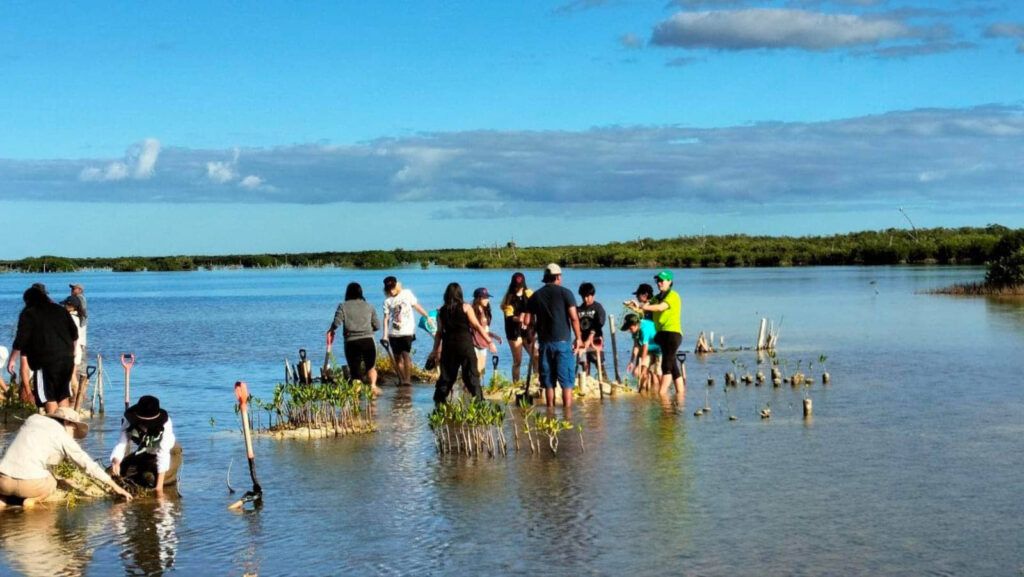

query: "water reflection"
left=110, top=496, right=182, bottom=576
left=0, top=506, right=96, bottom=577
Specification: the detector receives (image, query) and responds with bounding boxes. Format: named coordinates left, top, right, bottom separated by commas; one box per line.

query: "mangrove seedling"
left=819, top=354, right=831, bottom=384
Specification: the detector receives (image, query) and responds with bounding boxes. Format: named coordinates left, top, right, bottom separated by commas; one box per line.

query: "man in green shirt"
left=638, top=270, right=686, bottom=396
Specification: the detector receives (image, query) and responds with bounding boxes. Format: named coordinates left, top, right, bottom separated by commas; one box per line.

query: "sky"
left=1, top=0, right=1022, bottom=258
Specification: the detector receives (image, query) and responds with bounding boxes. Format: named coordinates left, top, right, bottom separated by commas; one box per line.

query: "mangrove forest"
left=2, top=225, right=1018, bottom=273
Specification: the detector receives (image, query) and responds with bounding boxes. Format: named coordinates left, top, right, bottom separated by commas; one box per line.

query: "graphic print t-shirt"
left=383, top=289, right=418, bottom=337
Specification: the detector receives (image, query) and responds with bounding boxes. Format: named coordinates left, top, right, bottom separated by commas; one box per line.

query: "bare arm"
left=568, top=306, right=583, bottom=349
left=465, top=305, right=491, bottom=345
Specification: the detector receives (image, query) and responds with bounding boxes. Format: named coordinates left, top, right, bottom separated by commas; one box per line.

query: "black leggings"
left=344, top=338, right=377, bottom=382
left=433, top=343, right=482, bottom=404
left=654, top=331, right=683, bottom=380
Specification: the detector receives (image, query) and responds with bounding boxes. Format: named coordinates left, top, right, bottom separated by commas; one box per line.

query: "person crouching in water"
left=109, top=396, right=182, bottom=495
left=0, top=408, right=132, bottom=508
left=431, top=283, right=493, bottom=405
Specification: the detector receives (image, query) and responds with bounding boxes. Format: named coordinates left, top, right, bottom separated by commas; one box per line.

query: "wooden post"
left=609, top=314, right=621, bottom=383
left=756, top=318, right=768, bottom=350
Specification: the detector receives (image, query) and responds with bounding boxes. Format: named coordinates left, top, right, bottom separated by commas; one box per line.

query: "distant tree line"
left=1, top=225, right=1018, bottom=274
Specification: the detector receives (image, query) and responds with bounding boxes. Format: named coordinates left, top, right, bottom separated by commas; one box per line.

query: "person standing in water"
left=527, top=264, right=583, bottom=414
left=500, top=272, right=533, bottom=385
left=431, top=283, right=493, bottom=404
left=328, top=282, right=381, bottom=397
left=470, top=287, right=501, bottom=381
left=8, top=284, right=78, bottom=414
left=637, top=270, right=685, bottom=397
left=381, top=276, right=433, bottom=386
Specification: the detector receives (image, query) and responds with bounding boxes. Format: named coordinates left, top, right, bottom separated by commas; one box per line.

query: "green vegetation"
left=931, top=229, right=1024, bottom=296
left=246, top=378, right=376, bottom=434
left=0, top=225, right=1016, bottom=273
left=428, top=397, right=583, bottom=457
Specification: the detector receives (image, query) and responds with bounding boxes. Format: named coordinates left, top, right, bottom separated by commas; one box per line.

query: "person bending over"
left=110, top=396, right=182, bottom=496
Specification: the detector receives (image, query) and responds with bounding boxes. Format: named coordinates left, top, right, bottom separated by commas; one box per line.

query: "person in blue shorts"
left=526, top=264, right=583, bottom=414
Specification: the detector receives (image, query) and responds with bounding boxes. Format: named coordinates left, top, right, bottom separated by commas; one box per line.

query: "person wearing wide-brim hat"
left=0, top=408, right=132, bottom=507
left=109, top=395, right=182, bottom=495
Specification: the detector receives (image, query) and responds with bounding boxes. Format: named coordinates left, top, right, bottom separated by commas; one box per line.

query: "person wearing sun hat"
left=110, top=395, right=182, bottom=495
left=0, top=408, right=132, bottom=507
left=636, top=270, right=686, bottom=396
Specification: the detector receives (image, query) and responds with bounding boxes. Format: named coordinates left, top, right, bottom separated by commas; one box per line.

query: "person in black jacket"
left=7, top=284, right=78, bottom=414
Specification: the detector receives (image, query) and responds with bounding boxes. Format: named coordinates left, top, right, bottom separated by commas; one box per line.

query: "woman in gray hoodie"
left=328, top=283, right=381, bottom=396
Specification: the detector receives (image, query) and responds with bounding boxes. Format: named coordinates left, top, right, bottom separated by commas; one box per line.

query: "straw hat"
left=49, top=407, right=89, bottom=439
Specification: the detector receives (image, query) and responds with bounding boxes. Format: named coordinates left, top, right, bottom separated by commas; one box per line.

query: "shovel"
left=228, top=381, right=263, bottom=510
left=120, top=353, right=135, bottom=411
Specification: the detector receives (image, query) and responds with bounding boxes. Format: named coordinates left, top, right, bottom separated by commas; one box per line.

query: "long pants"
left=0, top=473, right=56, bottom=500
left=433, top=343, right=482, bottom=404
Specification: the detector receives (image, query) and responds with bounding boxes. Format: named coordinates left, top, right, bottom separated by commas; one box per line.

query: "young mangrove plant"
left=819, top=354, right=831, bottom=384
left=428, top=397, right=508, bottom=457
left=245, top=377, right=377, bottom=436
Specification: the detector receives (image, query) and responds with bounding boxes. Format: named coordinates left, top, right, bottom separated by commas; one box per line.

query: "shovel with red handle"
left=228, top=381, right=263, bottom=510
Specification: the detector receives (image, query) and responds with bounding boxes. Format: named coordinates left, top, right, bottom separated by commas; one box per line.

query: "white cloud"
left=651, top=8, right=912, bottom=51
left=78, top=138, right=161, bottom=182
left=206, top=149, right=242, bottom=184
left=239, top=175, right=264, bottom=189
left=11, top=107, right=1024, bottom=215
left=133, top=138, right=160, bottom=179
left=206, top=161, right=238, bottom=184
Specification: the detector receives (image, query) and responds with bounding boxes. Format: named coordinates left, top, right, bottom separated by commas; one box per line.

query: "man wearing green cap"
left=637, top=270, right=685, bottom=396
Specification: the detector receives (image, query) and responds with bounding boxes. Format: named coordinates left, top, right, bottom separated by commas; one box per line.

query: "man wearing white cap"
left=526, top=264, right=583, bottom=413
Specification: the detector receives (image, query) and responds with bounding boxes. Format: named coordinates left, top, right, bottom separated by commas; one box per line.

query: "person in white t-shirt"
left=381, top=276, right=433, bottom=386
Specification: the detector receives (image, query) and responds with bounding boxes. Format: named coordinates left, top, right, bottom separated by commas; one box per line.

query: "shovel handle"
left=86, top=365, right=97, bottom=379
left=491, top=355, right=499, bottom=371
left=120, top=353, right=135, bottom=370
left=298, top=348, right=307, bottom=361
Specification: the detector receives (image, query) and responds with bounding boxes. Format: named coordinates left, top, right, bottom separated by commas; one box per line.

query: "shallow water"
left=0, top=266, right=1022, bottom=576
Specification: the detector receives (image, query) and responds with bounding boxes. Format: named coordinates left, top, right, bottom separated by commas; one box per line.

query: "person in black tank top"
left=431, top=283, right=493, bottom=405
left=500, top=272, right=533, bottom=384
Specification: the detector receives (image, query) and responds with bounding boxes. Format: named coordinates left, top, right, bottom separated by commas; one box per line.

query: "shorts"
left=344, top=338, right=377, bottom=381
left=32, top=357, right=74, bottom=407
left=388, top=335, right=415, bottom=356
left=504, top=317, right=524, bottom=341
left=538, top=341, right=575, bottom=389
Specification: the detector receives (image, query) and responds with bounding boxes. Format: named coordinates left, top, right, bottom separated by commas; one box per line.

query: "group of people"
left=326, top=265, right=687, bottom=414
left=0, top=283, right=180, bottom=508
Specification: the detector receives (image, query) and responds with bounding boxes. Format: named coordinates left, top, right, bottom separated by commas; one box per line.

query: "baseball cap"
left=544, top=263, right=562, bottom=276
left=620, top=313, right=640, bottom=331
left=633, top=283, right=654, bottom=297
left=473, top=287, right=490, bottom=299
left=654, top=270, right=674, bottom=282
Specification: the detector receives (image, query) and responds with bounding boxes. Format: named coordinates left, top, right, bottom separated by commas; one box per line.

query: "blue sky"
left=1, top=0, right=1022, bottom=258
